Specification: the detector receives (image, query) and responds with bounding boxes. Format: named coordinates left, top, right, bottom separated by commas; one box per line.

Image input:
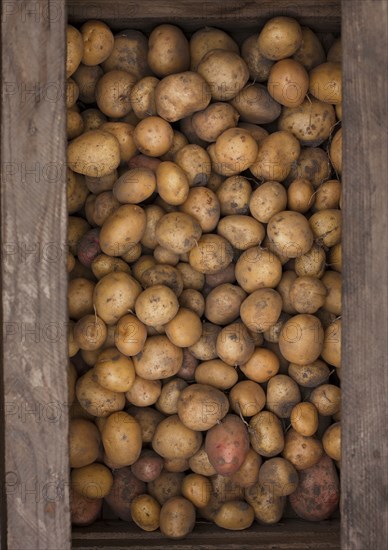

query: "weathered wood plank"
left=67, top=0, right=341, bottom=32
left=72, top=519, right=340, bottom=549
left=1, top=1, right=71, bottom=549
left=342, top=1, right=388, bottom=549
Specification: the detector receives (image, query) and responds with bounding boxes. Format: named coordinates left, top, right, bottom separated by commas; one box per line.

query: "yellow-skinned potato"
left=190, top=27, right=239, bottom=70
left=266, top=374, right=301, bottom=418
left=68, top=277, right=95, bottom=321
left=132, top=255, right=157, bottom=282
left=66, top=78, right=79, bottom=109
left=294, top=244, right=326, bottom=278
left=242, top=34, right=274, bottom=81
left=102, top=411, right=142, bottom=467
left=67, top=25, right=84, bottom=77
left=174, top=143, right=212, bottom=187
left=74, top=314, right=107, bottom=351
left=282, top=428, right=323, bottom=470
left=91, top=254, right=131, bottom=280
left=113, top=168, right=156, bottom=205
left=100, top=122, right=137, bottom=163
left=216, top=322, right=255, bottom=366
left=130, top=76, right=159, bottom=119
left=156, top=162, right=189, bottom=205
left=235, top=246, right=283, bottom=293
left=213, top=128, right=258, bottom=176
left=148, top=24, right=190, bottom=77
left=291, top=402, right=319, bottom=436
left=192, top=103, right=239, bottom=142
left=288, top=147, right=331, bottom=188
left=197, top=49, right=249, bottom=101
left=152, top=414, right=202, bottom=459
left=258, top=457, right=298, bottom=497
left=156, top=378, right=187, bottom=416
left=67, top=110, right=84, bottom=140
left=330, top=127, right=342, bottom=175
left=321, top=271, right=342, bottom=315
left=126, top=376, right=162, bottom=407
left=240, top=347, right=280, bottom=383
left=258, top=17, right=303, bottom=60
left=278, top=97, right=336, bottom=147
left=141, top=264, right=183, bottom=296
left=250, top=181, right=288, bottom=224
left=310, top=384, right=341, bottom=416
left=189, top=446, right=216, bottom=477
left=102, top=30, right=150, bottom=79
left=309, top=62, right=342, bottom=105
left=182, top=473, right=212, bottom=508
left=160, top=497, right=196, bottom=540
left=287, top=178, right=315, bottom=213
left=239, top=122, right=269, bottom=143
left=131, top=494, right=161, bottom=532
left=94, top=271, right=141, bottom=325
left=215, top=501, right=254, bottom=530
left=67, top=130, right=120, bottom=178
left=309, top=209, right=342, bottom=247
left=314, top=179, right=341, bottom=211
left=134, top=116, right=174, bottom=157
left=95, top=70, right=136, bottom=118
left=189, top=234, right=233, bottom=275
left=179, top=289, right=205, bottom=317
left=195, top=359, right=238, bottom=390
left=80, top=20, right=114, bottom=66
left=240, top=288, right=283, bottom=334
left=160, top=130, right=189, bottom=161
left=176, top=263, right=205, bottom=291
left=230, top=84, right=281, bottom=125
left=245, top=482, right=286, bottom=524
left=115, top=313, right=147, bottom=356
left=148, top=471, right=184, bottom=506
left=67, top=170, right=89, bottom=215
left=133, top=335, right=183, bottom=380
left=329, top=243, right=342, bottom=273
left=267, top=210, right=314, bottom=259
left=135, top=285, right=179, bottom=326
left=180, top=187, right=220, bottom=233
left=85, top=169, right=117, bottom=194
left=74, top=65, right=103, bottom=105
left=71, top=463, right=113, bottom=499
left=229, top=380, right=266, bottom=417
left=155, top=72, right=211, bottom=123
left=154, top=246, right=179, bottom=266
left=292, top=27, right=326, bottom=70
left=165, top=308, right=202, bottom=347
left=322, top=422, right=341, bottom=461
left=92, top=191, right=119, bottom=226
left=68, top=321, right=80, bottom=358
left=250, top=131, right=300, bottom=182
left=177, top=383, right=229, bottom=431
left=100, top=204, right=146, bottom=257
left=141, top=205, right=165, bottom=249
left=94, top=347, right=136, bottom=393
left=249, top=411, right=284, bottom=457
left=69, top=418, right=101, bottom=468
left=268, top=59, right=309, bottom=108
left=290, top=276, right=327, bottom=314
left=230, top=448, right=262, bottom=488
left=288, top=359, right=330, bottom=388
left=279, top=314, right=324, bottom=365
left=76, top=368, right=125, bottom=417
left=205, top=283, right=246, bottom=326
left=68, top=362, right=77, bottom=406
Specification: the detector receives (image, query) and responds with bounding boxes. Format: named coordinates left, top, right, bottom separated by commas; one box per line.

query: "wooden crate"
left=1, top=1, right=387, bottom=549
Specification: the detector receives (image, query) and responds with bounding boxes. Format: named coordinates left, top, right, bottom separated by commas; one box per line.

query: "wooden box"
left=1, top=1, right=387, bottom=549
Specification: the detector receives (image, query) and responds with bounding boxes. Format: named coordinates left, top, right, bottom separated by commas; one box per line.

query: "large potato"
left=76, top=369, right=125, bottom=417
left=215, top=501, right=254, bottom=531
left=258, top=17, right=303, bottom=60
left=156, top=161, right=189, bottom=205
left=192, top=103, right=239, bottom=142
left=67, top=25, right=84, bottom=77
left=290, top=276, right=327, bottom=314
left=230, top=83, right=281, bottom=125
left=309, top=62, right=342, bottom=105
left=182, top=473, right=212, bottom=508
left=216, top=322, right=255, bottom=366
left=94, top=271, right=141, bottom=325
left=99, top=204, right=146, bottom=257
left=194, top=359, right=238, bottom=390
left=159, top=497, right=196, bottom=540
left=135, top=285, right=179, bottom=326
left=134, top=116, right=174, bottom=157
left=217, top=215, right=265, bottom=250
left=288, top=360, right=330, bottom=388
left=249, top=181, right=287, bottom=224
left=279, top=314, right=324, bottom=365
left=102, top=411, right=142, bottom=467
left=69, top=418, right=100, bottom=468
left=229, top=380, right=266, bottom=417
left=288, top=146, right=331, bottom=188
left=148, top=24, right=190, bottom=76
left=240, top=288, right=283, bottom=334
left=309, top=209, right=342, bottom=247
left=141, top=264, right=183, bottom=296
left=102, top=30, right=150, bottom=79
left=94, top=347, right=136, bottom=393
left=216, top=175, right=251, bottom=216
left=268, top=59, right=309, bottom=108
left=152, top=415, right=202, bottom=459
left=267, top=210, right=314, bottom=259
left=130, top=494, right=161, bottom=532
left=71, top=463, right=113, bottom=499
left=95, top=70, right=136, bottom=118
left=67, top=130, right=120, bottom=177
left=205, top=414, right=250, bottom=475
left=177, top=383, right=229, bottom=431
left=197, top=50, right=249, bottom=101
left=250, top=131, right=300, bottom=182
left=74, top=314, right=107, bottom=351
left=156, top=212, right=202, bottom=255
left=133, top=335, right=183, bottom=380
left=190, top=27, right=239, bottom=70
left=80, top=20, right=114, bottom=66
left=165, top=308, right=202, bottom=347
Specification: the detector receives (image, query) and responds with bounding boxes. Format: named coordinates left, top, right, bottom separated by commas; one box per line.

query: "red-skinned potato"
left=104, top=467, right=146, bottom=521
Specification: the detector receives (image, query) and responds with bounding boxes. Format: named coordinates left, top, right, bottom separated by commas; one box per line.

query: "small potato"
left=309, top=62, right=342, bottom=105
left=263, top=311, right=291, bottom=343
left=100, top=122, right=137, bottom=163
left=70, top=489, right=102, bottom=526
left=213, top=128, right=258, bottom=176
left=165, top=308, right=202, bottom=348
left=278, top=97, right=336, bottom=147
left=68, top=278, right=95, bottom=321
left=67, top=110, right=84, bottom=140
left=160, top=497, right=195, bottom=540
left=215, top=501, right=254, bottom=530
left=154, top=246, right=179, bottom=266
left=141, top=264, right=183, bottom=296
left=148, top=24, right=189, bottom=77
left=74, top=65, right=103, bottom=105
left=131, top=494, right=160, bottom=532
left=288, top=147, right=331, bottom=188
left=134, top=116, right=174, bottom=157
left=328, top=38, right=342, bottom=63
left=189, top=446, right=216, bottom=477
left=188, top=322, right=221, bottom=361
left=288, top=360, right=330, bottom=388
left=314, top=179, right=341, bottom=211
left=176, top=263, right=205, bottom=290
left=152, top=414, right=202, bottom=459
left=309, top=208, right=342, bottom=247
left=258, top=17, right=303, bottom=60
left=229, top=380, right=266, bottom=417
left=245, top=483, right=285, bottom=524
left=156, top=161, right=189, bottom=205
left=217, top=176, right=252, bottom=216
left=267, top=210, right=314, bottom=259
left=174, top=144, right=212, bottom=187
left=127, top=406, right=165, bottom=443
left=211, top=474, right=245, bottom=503
left=141, top=205, right=165, bottom=249
left=92, top=192, right=120, bottom=227
left=240, top=288, right=283, bottom=334
left=235, top=246, right=283, bottom=293
left=135, top=285, right=179, bottom=327
left=69, top=418, right=100, bottom=468
left=130, top=76, right=159, bottom=119
left=205, top=262, right=236, bottom=288
left=100, top=204, right=146, bottom=256
left=250, top=131, right=300, bottom=182
left=279, top=314, right=324, bottom=365
left=102, top=411, right=142, bottom=467
left=258, top=457, right=298, bottom=497
left=178, top=188, right=220, bottom=234
left=115, top=314, right=147, bottom=356
left=68, top=321, right=79, bottom=358
left=230, top=83, right=281, bottom=125
left=190, top=27, right=239, bottom=70
left=177, top=384, right=229, bottom=431
left=282, top=428, right=323, bottom=470
left=216, top=322, right=255, bottom=366
left=182, top=473, right=212, bottom=508
left=242, top=34, right=274, bottom=81
left=133, top=335, right=183, bottom=380
left=329, top=243, right=342, bottom=273
left=66, top=78, right=79, bottom=109
left=240, top=347, right=280, bottom=383
left=95, top=70, right=136, bottom=118
left=310, top=384, right=341, bottom=416
left=74, top=314, right=107, bottom=351
left=195, top=359, right=238, bottom=390
left=291, top=402, right=319, bottom=436
left=131, top=450, right=164, bottom=482
left=80, top=20, right=114, bottom=66
left=322, top=422, right=341, bottom=461
left=156, top=378, right=187, bottom=415
left=104, top=467, right=145, bottom=521
left=287, top=178, right=315, bottom=213
left=189, top=234, right=233, bottom=275
left=321, top=317, right=341, bottom=367
left=293, top=27, right=326, bottom=70
left=67, top=130, right=120, bottom=178
left=218, top=215, right=265, bottom=250
left=330, top=127, right=342, bottom=175
left=71, top=463, right=113, bottom=499
left=179, top=289, right=205, bottom=318
left=67, top=25, right=84, bottom=77
left=179, top=115, right=208, bottom=147
left=266, top=374, right=301, bottom=418
left=197, top=49, right=249, bottom=101
left=290, top=276, right=327, bottom=314
left=148, top=472, right=184, bottom=506
left=205, top=415, right=250, bottom=476
left=94, top=347, right=135, bottom=392
left=294, top=244, right=326, bottom=278
left=321, top=271, right=342, bottom=315
left=93, top=271, right=141, bottom=325
left=230, top=448, right=262, bottom=488
left=155, top=72, right=211, bottom=123
left=102, top=30, right=150, bottom=79
left=249, top=411, right=284, bottom=457
left=91, top=254, right=130, bottom=280
left=85, top=170, right=117, bottom=194
left=268, top=59, right=309, bottom=108
left=160, top=130, right=189, bottom=161
left=126, top=376, right=161, bottom=407
left=192, top=103, right=239, bottom=143
left=205, top=284, right=246, bottom=326
left=249, top=181, right=287, bottom=224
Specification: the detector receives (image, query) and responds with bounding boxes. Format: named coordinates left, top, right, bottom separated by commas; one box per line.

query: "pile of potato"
left=67, top=16, right=342, bottom=538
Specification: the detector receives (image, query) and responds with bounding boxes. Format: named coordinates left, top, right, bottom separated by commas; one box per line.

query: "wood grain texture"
left=1, top=1, right=71, bottom=549
left=67, top=0, right=341, bottom=32
left=73, top=520, right=340, bottom=549
left=342, top=1, right=388, bottom=549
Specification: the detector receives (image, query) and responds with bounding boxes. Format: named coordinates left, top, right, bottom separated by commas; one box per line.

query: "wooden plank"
left=1, top=1, right=71, bottom=549
left=342, top=1, right=388, bottom=549
left=67, top=0, right=341, bottom=32
left=73, top=520, right=340, bottom=549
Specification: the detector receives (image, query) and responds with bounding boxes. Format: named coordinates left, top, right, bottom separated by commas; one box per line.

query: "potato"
left=134, top=116, right=174, bottom=157
left=174, top=144, right=212, bottom=187
left=188, top=322, right=221, bottom=361
left=66, top=78, right=79, bottom=109
left=216, top=321, right=254, bottom=366
left=249, top=410, right=284, bottom=457
left=68, top=278, right=95, bottom=321
left=188, top=446, right=216, bottom=477
left=198, top=49, right=249, bottom=102
left=241, top=34, right=274, bottom=81
left=164, top=308, right=202, bottom=348
left=80, top=20, right=114, bottom=66
left=91, top=254, right=130, bottom=280
left=130, top=76, right=159, bottom=119
left=309, top=62, right=342, bottom=105
left=190, top=27, right=239, bottom=70
left=215, top=177, right=250, bottom=218
left=213, top=128, right=258, bottom=176
left=95, top=70, right=136, bottom=118
left=230, top=84, right=281, bottom=126
left=178, top=192, right=219, bottom=238
left=177, top=383, right=229, bottom=431
left=278, top=97, right=336, bottom=146
left=330, top=127, right=342, bottom=175
left=268, top=210, right=314, bottom=259
left=155, top=213, right=202, bottom=257
left=327, top=38, right=341, bottom=63
left=229, top=380, right=265, bottom=418
left=291, top=402, right=319, bottom=436
left=68, top=321, right=79, bottom=357
left=152, top=414, right=202, bottom=460
left=290, top=276, right=327, bottom=314
left=189, top=234, right=233, bottom=275
left=249, top=181, right=287, bottom=224
left=141, top=265, right=183, bottom=297
left=176, top=263, right=205, bottom=291
left=287, top=178, right=315, bottom=213
left=310, top=384, right=341, bottom=416
left=309, top=208, right=342, bottom=247
left=67, top=25, right=83, bottom=77
left=215, top=501, right=254, bottom=530
left=148, top=24, right=189, bottom=76
left=259, top=457, right=298, bottom=497
left=179, top=116, right=208, bottom=147
left=240, top=348, right=280, bottom=383
left=70, top=489, right=102, bottom=526
left=156, top=161, right=189, bottom=206
left=100, top=204, right=146, bottom=257
left=102, top=30, right=150, bottom=79
left=114, top=313, right=147, bottom=357
left=67, top=130, right=120, bottom=178
left=125, top=406, right=163, bottom=445
left=250, top=131, right=300, bottom=182
left=235, top=247, right=282, bottom=293
left=288, top=359, right=330, bottom=388
left=218, top=215, right=265, bottom=251
left=205, top=414, right=250, bottom=475
left=160, top=130, right=189, bottom=162
left=228, top=448, right=261, bottom=488
left=279, top=314, right=324, bottom=365
left=282, top=428, right=323, bottom=470
left=133, top=335, right=183, bottom=380
left=93, top=271, right=141, bottom=325
left=321, top=271, right=342, bottom=315
left=294, top=244, right=326, bottom=278
left=205, top=262, right=236, bottom=288
left=105, top=467, right=145, bottom=521
left=156, top=378, right=187, bottom=416
left=101, top=411, right=142, bottom=468
left=74, top=314, right=107, bottom=351
left=73, top=65, right=103, bottom=105
left=94, top=347, right=135, bottom=392
left=69, top=418, right=100, bottom=468
left=266, top=374, right=301, bottom=418
left=129, top=494, right=160, bottom=532
left=130, top=450, right=164, bottom=483
left=71, top=463, right=113, bottom=499
left=245, top=483, right=285, bottom=524
left=314, top=179, right=341, bottom=211
left=194, top=359, right=237, bottom=391
left=159, top=496, right=195, bottom=539
left=289, top=453, right=339, bottom=520
left=67, top=110, right=84, bottom=140
left=293, top=27, right=326, bottom=70
left=76, top=368, right=125, bottom=417
left=154, top=246, right=179, bottom=266
left=205, top=284, right=246, bottom=326
left=147, top=473, right=184, bottom=507
left=322, top=317, right=341, bottom=368
left=91, top=192, right=120, bottom=227
left=240, top=288, right=283, bottom=334
left=258, top=17, right=303, bottom=60
left=85, top=170, right=117, bottom=195
left=135, top=285, right=179, bottom=327
left=191, top=103, right=239, bottom=143
left=178, top=290, right=204, bottom=319
left=180, top=473, right=212, bottom=508
left=268, top=59, right=309, bottom=108
left=263, top=311, right=291, bottom=343
left=288, top=146, right=331, bottom=188
left=322, top=422, right=341, bottom=461
left=155, top=72, right=211, bottom=123
left=100, top=122, right=137, bottom=163
left=139, top=206, right=164, bottom=250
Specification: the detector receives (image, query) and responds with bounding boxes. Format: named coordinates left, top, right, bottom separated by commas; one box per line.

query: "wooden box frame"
left=1, top=1, right=387, bottom=549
